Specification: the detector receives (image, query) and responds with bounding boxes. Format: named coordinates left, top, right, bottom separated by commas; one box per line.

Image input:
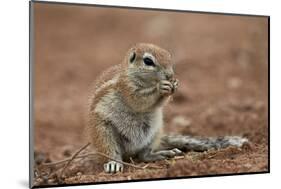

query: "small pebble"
left=62, top=145, right=73, bottom=157
left=172, top=116, right=191, bottom=127
left=35, top=178, right=43, bottom=184
left=63, top=149, right=71, bottom=157
left=244, top=163, right=252, bottom=168
left=48, top=179, right=56, bottom=184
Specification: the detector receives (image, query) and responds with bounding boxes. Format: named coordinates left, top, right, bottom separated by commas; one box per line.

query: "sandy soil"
left=32, top=2, right=269, bottom=187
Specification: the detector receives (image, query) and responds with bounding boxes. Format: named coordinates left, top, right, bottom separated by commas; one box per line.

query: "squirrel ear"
left=129, top=52, right=136, bottom=63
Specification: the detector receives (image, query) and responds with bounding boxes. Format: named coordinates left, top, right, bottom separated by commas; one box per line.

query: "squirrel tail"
left=158, top=135, right=248, bottom=152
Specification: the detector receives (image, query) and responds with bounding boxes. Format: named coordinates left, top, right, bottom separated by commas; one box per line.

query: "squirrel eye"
left=129, top=52, right=136, bottom=63
left=143, top=57, right=155, bottom=66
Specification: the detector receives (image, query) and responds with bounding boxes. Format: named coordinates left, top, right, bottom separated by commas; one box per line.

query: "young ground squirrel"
left=86, top=43, right=248, bottom=173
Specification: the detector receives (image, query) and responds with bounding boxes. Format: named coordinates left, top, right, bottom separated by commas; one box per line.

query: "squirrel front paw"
left=104, top=161, right=123, bottom=173
left=159, top=79, right=179, bottom=95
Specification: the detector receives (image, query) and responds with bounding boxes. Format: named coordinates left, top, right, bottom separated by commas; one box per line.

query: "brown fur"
left=86, top=43, right=173, bottom=163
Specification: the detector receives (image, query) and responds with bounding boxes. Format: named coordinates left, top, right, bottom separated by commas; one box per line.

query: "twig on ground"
left=42, top=143, right=145, bottom=170
left=84, top=152, right=145, bottom=169
left=129, top=157, right=135, bottom=164
left=42, top=143, right=186, bottom=173
left=59, top=142, right=91, bottom=179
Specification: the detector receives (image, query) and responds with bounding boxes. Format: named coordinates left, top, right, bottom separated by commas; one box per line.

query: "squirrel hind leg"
left=158, top=135, right=248, bottom=152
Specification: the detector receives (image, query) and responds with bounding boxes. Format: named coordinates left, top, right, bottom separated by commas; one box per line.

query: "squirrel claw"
left=159, top=80, right=174, bottom=95
left=104, top=161, right=123, bottom=173
left=159, top=79, right=179, bottom=95
left=170, top=78, right=179, bottom=93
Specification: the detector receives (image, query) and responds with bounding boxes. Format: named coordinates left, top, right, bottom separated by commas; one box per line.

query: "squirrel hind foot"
left=103, top=161, right=124, bottom=173
left=137, top=148, right=183, bottom=162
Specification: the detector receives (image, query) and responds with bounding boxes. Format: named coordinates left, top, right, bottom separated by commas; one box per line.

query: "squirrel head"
left=124, top=43, right=174, bottom=83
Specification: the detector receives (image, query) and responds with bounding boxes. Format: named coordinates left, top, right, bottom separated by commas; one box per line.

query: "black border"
left=29, top=0, right=270, bottom=188
left=267, top=17, right=270, bottom=173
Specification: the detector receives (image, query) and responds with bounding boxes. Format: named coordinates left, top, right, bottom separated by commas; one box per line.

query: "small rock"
left=244, top=163, right=252, bottom=168
left=62, top=146, right=72, bottom=157
left=48, top=179, right=56, bottom=184
left=35, top=178, right=43, bottom=184
left=172, top=116, right=191, bottom=127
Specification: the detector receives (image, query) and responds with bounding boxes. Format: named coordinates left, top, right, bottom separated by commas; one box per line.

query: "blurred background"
left=33, top=2, right=268, bottom=185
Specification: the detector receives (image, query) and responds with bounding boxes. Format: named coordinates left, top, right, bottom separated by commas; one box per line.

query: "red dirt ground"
left=32, top=2, right=268, bottom=187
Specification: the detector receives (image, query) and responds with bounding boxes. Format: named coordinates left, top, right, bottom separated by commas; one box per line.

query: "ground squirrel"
left=86, top=43, right=248, bottom=173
